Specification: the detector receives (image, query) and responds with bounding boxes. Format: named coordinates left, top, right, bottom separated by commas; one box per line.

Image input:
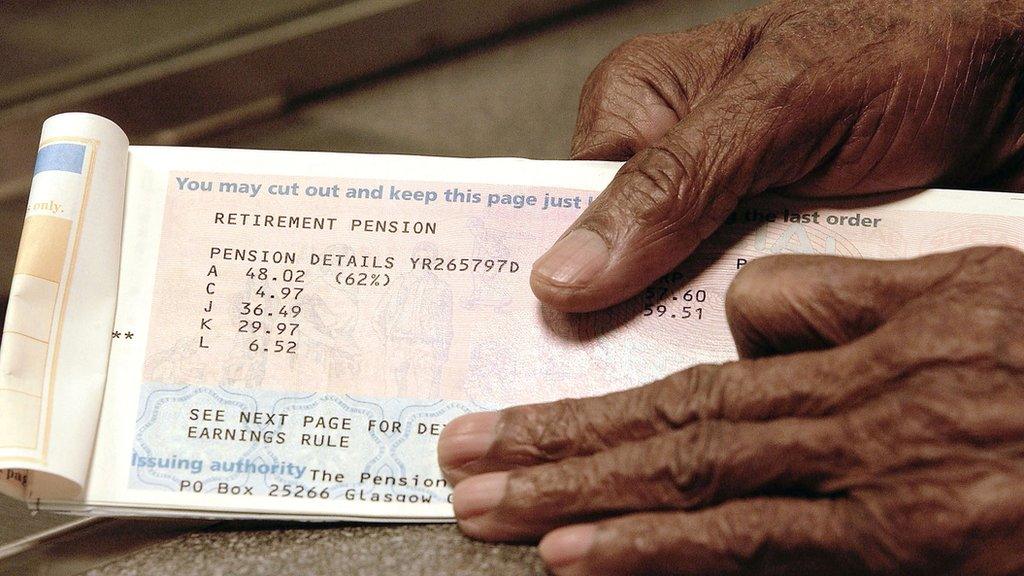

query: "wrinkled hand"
left=437, top=1, right=1024, bottom=573
left=530, top=0, right=1024, bottom=313
left=439, top=247, right=1024, bottom=575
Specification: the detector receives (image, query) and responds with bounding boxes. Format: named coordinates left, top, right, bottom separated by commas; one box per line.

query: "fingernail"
left=453, top=472, right=508, bottom=519
left=438, top=412, right=499, bottom=469
left=539, top=524, right=596, bottom=570
left=532, top=229, right=609, bottom=287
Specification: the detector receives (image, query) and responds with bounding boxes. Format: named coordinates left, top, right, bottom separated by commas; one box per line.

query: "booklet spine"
left=0, top=113, right=129, bottom=500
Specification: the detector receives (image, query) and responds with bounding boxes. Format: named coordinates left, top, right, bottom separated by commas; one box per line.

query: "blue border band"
left=34, top=143, right=86, bottom=175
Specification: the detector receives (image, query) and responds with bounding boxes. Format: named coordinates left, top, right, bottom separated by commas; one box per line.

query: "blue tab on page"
left=34, top=143, right=86, bottom=175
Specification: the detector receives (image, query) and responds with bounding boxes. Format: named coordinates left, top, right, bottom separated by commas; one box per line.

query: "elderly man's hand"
left=440, top=1, right=1024, bottom=572
left=530, top=0, right=1024, bottom=313
left=439, top=247, right=1024, bottom=575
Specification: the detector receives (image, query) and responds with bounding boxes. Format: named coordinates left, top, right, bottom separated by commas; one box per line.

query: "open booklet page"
left=2, top=113, right=1023, bottom=521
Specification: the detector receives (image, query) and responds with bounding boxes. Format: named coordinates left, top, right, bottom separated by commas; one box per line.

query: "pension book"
left=0, top=112, right=1021, bottom=521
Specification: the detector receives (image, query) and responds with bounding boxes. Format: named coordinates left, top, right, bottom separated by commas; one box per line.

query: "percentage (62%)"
left=336, top=272, right=391, bottom=287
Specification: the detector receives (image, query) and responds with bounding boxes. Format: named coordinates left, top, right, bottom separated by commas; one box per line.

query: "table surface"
left=92, top=524, right=546, bottom=576
left=2, top=1, right=765, bottom=573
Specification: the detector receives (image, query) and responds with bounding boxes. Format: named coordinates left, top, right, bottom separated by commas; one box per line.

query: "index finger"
left=438, top=335, right=896, bottom=484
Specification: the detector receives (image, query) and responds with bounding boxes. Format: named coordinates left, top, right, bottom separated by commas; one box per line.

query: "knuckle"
left=583, top=33, right=673, bottom=101
left=619, top=144, right=704, bottom=229
left=506, top=461, right=580, bottom=513
left=658, top=364, right=723, bottom=424
left=627, top=526, right=663, bottom=560
left=529, top=399, right=585, bottom=460
left=575, top=34, right=682, bottom=159
left=607, top=516, right=667, bottom=563
left=501, top=397, right=615, bottom=463
left=664, top=420, right=725, bottom=507
left=497, top=401, right=577, bottom=463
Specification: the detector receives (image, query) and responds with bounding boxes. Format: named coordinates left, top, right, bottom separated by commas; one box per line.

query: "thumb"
left=724, top=250, right=977, bottom=358
left=533, top=51, right=843, bottom=312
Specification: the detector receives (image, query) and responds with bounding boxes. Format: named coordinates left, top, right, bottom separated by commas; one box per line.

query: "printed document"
left=1, top=113, right=1022, bottom=520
